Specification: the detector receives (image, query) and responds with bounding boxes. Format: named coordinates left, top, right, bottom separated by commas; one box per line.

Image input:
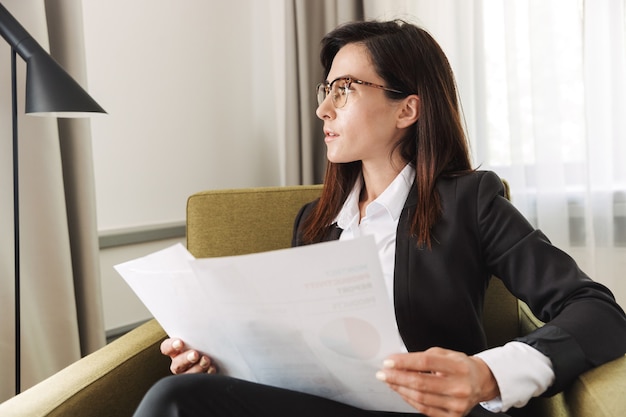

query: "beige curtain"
left=44, top=0, right=105, bottom=359
left=284, top=0, right=364, bottom=185
left=0, top=0, right=104, bottom=401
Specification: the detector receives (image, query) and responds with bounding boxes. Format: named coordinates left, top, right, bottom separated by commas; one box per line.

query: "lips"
left=324, top=129, right=339, bottom=139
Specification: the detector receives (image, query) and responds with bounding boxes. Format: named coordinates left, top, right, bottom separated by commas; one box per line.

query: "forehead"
left=327, top=43, right=379, bottom=82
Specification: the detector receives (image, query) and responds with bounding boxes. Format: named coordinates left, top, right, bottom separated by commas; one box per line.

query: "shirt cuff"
left=479, top=396, right=503, bottom=413
left=474, top=341, right=555, bottom=411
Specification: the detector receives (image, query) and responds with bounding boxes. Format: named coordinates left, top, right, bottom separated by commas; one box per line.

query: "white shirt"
left=334, top=164, right=555, bottom=412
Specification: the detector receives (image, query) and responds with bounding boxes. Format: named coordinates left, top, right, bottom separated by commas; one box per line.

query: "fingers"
left=161, top=338, right=218, bottom=375
left=388, top=381, right=472, bottom=417
left=378, top=365, right=460, bottom=397
left=170, top=350, right=218, bottom=375
left=381, top=349, right=474, bottom=394
left=376, top=347, right=497, bottom=417
left=386, top=347, right=463, bottom=375
left=172, top=350, right=218, bottom=374
left=160, top=338, right=184, bottom=356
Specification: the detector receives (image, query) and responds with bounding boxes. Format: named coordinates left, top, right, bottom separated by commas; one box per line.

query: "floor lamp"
left=0, top=3, right=106, bottom=395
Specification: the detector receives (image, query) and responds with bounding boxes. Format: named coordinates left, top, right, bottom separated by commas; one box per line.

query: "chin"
left=326, top=151, right=355, bottom=164
left=327, top=156, right=352, bottom=164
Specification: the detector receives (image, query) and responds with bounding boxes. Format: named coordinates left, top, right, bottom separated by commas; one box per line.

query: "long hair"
left=301, top=20, right=473, bottom=247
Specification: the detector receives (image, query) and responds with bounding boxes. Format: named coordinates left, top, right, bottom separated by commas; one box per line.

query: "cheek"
left=341, top=106, right=379, bottom=133
left=351, top=106, right=397, bottom=140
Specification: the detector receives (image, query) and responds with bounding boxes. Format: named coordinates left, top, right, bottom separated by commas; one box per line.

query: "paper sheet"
left=115, top=237, right=415, bottom=413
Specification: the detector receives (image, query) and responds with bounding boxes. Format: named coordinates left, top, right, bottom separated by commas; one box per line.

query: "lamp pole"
left=11, top=45, right=21, bottom=395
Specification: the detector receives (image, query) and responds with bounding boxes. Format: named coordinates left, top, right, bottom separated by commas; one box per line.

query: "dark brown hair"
left=301, top=20, right=473, bottom=247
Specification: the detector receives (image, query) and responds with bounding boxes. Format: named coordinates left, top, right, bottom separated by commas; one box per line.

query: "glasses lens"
left=316, top=78, right=350, bottom=108
left=316, top=84, right=327, bottom=106
left=331, top=79, right=349, bottom=108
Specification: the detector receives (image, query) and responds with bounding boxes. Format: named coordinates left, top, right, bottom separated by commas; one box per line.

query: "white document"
left=116, top=237, right=415, bottom=413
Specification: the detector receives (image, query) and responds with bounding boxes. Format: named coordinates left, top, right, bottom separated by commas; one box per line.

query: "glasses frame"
left=316, top=76, right=407, bottom=109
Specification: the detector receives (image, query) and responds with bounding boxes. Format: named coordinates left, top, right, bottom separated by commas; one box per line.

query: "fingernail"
left=199, top=356, right=209, bottom=368
left=207, top=366, right=217, bottom=374
left=375, top=371, right=387, bottom=381
left=172, top=340, right=183, bottom=350
left=383, top=359, right=395, bottom=369
left=187, top=351, right=199, bottom=362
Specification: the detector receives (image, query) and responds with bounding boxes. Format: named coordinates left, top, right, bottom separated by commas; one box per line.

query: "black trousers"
left=133, top=375, right=511, bottom=417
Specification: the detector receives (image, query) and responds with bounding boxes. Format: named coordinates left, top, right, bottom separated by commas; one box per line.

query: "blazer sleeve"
left=475, top=171, right=626, bottom=395
left=291, top=200, right=316, bottom=247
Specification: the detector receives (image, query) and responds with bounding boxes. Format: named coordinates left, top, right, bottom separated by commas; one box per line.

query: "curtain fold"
left=44, top=0, right=105, bottom=358
left=0, top=0, right=103, bottom=401
left=283, top=0, right=364, bottom=185
left=579, top=0, right=626, bottom=302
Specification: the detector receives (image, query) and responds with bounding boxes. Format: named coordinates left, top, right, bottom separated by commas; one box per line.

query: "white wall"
left=99, top=237, right=185, bottom=332
left=81, top=0, right=288, bottom=331
left=83, top=0, right=286, bottom=231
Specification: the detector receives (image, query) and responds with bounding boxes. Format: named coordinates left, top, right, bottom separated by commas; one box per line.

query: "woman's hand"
left=160, top=338, right=218, bottom=375
left=376, top=347, right=499, bottom=417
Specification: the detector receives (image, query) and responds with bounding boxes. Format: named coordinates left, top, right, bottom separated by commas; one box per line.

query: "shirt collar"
left=335, top=164, right=415, bottom=229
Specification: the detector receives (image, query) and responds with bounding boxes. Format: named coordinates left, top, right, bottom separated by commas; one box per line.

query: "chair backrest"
left=186, top=184, right=520, bottom=348
left=187, top=185, right=324, bottom=257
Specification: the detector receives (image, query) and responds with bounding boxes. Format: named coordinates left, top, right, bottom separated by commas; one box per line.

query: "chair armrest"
left=567, top=355, right=626, bottom=417
left=518, top=303, right=626, bottom=417
left=0, top=319, right=169, bottom=417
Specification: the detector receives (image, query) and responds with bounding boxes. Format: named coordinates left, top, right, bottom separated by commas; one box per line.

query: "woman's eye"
left=332, top=87, right=347, bottom=100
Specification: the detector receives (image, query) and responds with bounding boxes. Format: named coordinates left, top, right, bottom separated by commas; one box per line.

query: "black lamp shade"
left=1, top=3, right=105, bottom=116
left=25, top=52, right=106, bottom=116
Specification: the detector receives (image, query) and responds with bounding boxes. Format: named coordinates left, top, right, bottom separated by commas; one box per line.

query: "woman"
left=134, top=20, right=626, bottom=417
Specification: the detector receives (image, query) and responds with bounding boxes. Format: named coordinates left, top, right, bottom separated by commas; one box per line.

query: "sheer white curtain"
left=363, top=0, right=626, bottom=306
left=477, top=0, right=626, bottom=306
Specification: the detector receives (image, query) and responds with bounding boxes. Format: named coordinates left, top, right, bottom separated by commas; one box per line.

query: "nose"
left=315, top=95, right=335, bottom=120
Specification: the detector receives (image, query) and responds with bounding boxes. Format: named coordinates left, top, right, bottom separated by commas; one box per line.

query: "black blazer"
left=292, top=170, right=626, bottom=395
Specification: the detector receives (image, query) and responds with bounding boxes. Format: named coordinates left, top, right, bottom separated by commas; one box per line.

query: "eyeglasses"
left=316, top=76, right=406, bottom=109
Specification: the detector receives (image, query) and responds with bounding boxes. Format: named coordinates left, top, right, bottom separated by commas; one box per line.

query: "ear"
left=396, top=95, right=420, bottom=129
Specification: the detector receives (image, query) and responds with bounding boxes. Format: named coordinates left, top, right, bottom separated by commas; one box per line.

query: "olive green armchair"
left=0, top=185, right=624, bottom=417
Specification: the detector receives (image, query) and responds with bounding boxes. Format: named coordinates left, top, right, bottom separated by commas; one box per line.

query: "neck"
left=359, top=160, right=406, bottom=205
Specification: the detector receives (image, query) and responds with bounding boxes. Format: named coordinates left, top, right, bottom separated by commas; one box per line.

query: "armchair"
left=0, top=184, right=624, bottom=417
